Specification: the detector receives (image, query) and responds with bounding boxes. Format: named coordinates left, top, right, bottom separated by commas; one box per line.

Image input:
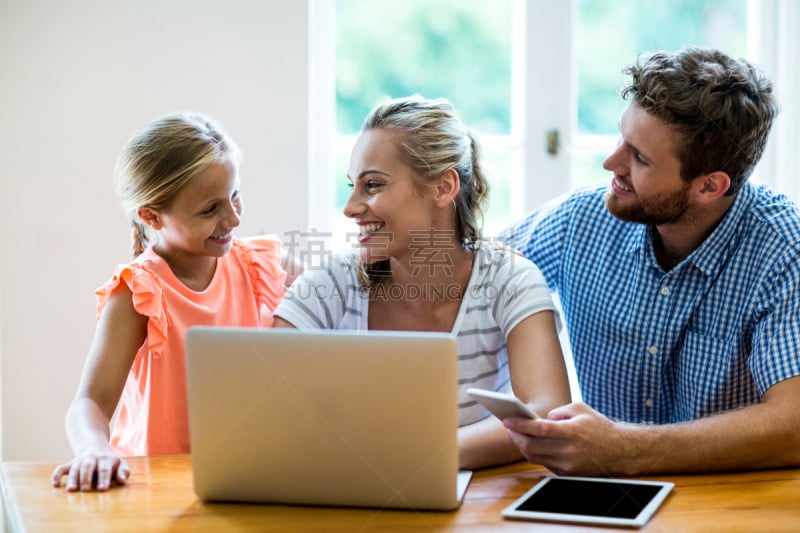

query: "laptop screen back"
left=185, top=327, right=462, bottom=510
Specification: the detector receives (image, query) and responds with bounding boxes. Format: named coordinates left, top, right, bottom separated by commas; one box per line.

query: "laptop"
left=185, top=327, right=472, bottom=511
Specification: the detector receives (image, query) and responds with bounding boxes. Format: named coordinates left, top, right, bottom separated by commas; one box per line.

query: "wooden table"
left=3, top=455, right=800, bottom=532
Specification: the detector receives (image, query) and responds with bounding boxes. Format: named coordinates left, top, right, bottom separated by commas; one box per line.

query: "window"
left=573, top=0, right=748, bottom=187
left=310, top=0, right=794, bottom=243
left=331, top=0, right=516, bottom=242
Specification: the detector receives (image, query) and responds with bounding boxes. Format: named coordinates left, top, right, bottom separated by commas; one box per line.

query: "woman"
left=274, top=96, right=570, bottom=469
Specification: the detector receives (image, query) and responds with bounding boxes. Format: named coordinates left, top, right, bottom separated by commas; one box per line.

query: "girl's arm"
left=51, top=283, right=146, bottom=491
left=458, top=310, right=570, bottom=469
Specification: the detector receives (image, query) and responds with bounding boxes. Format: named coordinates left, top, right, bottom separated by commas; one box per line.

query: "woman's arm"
left=458, top=414, right=525, bottom=469
left=51, top=284, right=146, bottom=491
left=272, top=316, right=297, bottom=328
left=458, top=310, right=571, bottom=469
left=507, top=310, right=571, bottom=415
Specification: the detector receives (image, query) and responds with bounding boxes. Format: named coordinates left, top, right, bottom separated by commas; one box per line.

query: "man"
left=501, top=47, right=800, bottom=475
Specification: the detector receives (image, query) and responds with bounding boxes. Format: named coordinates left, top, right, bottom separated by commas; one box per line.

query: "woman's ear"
left=137, top=206, right=163, bottom=230
left=434, top=168, right=460, bottom=207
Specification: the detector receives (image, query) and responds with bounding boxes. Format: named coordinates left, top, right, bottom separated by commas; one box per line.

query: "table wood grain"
left=3, top=455, right=800, bottom=531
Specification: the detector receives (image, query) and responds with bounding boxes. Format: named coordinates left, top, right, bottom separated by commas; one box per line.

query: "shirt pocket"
left=674, top=330, right=747, bottom=420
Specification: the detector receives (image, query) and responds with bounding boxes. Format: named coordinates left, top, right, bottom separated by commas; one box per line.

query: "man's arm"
left=504, top=374, right=800, bottom=476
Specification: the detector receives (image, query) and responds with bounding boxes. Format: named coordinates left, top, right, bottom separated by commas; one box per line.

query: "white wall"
left=0, top=0, right=309, bottom=461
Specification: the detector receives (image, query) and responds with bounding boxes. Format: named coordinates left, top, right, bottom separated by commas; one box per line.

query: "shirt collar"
left=622, top=182, right=756, bottom=276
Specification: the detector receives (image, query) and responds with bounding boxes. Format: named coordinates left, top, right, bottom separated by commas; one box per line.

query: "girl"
left=51, top=112, right=291, bottom=491
left=273, top=96, right=571, bottom=469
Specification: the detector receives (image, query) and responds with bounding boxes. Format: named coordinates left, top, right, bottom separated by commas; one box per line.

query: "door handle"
left=546, top=129, right=560, bottom=156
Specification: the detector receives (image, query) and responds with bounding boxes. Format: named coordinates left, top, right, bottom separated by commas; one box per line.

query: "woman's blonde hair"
left=114, top=112, right=240, bottom=257
left=358, top=96, right=489, bottom=286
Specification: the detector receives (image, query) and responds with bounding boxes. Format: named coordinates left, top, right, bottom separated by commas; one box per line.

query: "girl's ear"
left=434, top=168, right=460, bottom=208
left=137, top=206, right=163, bottom=230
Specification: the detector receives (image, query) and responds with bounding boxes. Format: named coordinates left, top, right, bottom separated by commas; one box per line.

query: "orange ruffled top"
left=96, top=237, right=286, bottom=456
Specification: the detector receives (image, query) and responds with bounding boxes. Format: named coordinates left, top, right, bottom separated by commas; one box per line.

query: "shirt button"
left=644, top=399, right=654, bottom=407
left=648, top=346, right=658, bottom=355
left=660, top=286, right=671, bottom=295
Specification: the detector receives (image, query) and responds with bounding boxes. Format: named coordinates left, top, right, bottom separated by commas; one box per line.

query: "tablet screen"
left=502, top=476, right=674, bottom=527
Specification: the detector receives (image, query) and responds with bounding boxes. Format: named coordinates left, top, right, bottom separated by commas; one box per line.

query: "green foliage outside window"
left=334, top=0, right=749, bottom=210
left=577, top=0, right=747, bottom=136
left=336, top=0, right=512, bottom=136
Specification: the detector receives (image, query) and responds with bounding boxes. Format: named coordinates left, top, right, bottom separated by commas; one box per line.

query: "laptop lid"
left=185, top=327, right=470, bottom=510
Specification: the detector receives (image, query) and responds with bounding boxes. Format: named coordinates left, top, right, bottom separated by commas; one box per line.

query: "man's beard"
left=604, top=180, right=691, bottom=225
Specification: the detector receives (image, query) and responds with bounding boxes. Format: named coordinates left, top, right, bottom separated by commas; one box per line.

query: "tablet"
left=502, top=476, right=674, bottom=528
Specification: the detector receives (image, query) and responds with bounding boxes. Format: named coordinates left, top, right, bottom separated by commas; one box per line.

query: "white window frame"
left=749, top=0, right=800, bottom=202
left=307, top=0, right=337, bottom=233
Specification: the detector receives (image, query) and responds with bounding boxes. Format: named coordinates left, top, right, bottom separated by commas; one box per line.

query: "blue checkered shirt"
left=501, top=182, right=800, bottom=424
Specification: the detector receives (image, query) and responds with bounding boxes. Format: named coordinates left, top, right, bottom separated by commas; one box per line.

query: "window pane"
left=480, top=145, right=515, bottom=238
left=335, top=0, right=514, bottom=235
left=572, top=150, right=611, bottom=189
left=336, top=0, right=512, bottom=136
left=577, top=0, right=748, bottom=136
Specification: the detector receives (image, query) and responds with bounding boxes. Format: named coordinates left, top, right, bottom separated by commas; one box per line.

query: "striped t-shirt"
left=274, top=244, right=557, bottom=425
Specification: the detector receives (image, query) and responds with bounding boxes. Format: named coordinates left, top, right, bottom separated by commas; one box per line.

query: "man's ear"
left=434, top=168, right=460, bottom=207
left=695, top=171, right=731, bottom=203
left=137, top=206, right=163, bottom=230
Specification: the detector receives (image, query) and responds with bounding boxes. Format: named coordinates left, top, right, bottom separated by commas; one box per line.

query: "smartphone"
left=466, top=388, right=541, bottom=420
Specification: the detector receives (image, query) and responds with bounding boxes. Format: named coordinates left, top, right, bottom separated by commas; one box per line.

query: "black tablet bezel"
left=501, top=476, right=674, bottom=528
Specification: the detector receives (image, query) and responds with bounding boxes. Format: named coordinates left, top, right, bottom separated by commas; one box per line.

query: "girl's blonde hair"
left=114, top=112, right=240, bottom=257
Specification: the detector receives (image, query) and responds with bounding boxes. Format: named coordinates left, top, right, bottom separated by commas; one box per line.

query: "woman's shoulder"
left=473, top=242, right=546, bottom=285
left=291, top=251, right=361, bottom=285
left=278, top=253, right=360, bottom=292
left=476, top=241, right=536, bottom=269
